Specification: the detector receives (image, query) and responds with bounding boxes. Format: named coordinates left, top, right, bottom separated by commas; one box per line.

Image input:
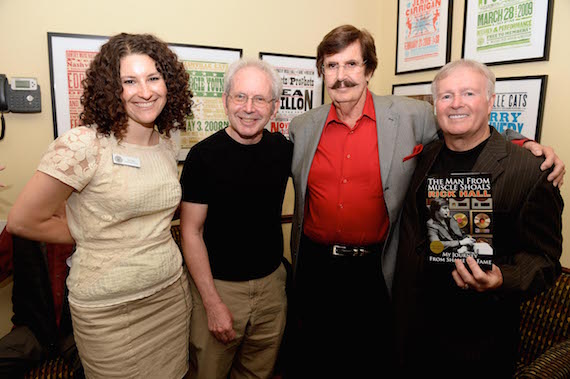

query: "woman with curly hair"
left=7, top=33, right=193, bottom=378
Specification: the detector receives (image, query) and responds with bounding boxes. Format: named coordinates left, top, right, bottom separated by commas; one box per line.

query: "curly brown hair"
left=79, top=33, right=193, bottom=140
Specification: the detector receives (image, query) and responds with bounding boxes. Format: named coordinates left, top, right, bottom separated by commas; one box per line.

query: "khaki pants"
left=188, top=263, right=287, bottom=379
left=70, top=271, right=192, bottom=379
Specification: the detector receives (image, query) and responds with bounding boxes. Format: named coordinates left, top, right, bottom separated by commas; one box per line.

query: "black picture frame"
left=392, top=76, right=548, bottom=141
left=259, top=52, right=324, bottom=139
left=462, top=0, right=554, bottom=66
left=48, top=32, right=243, bottom=161
left=395, top=0, right=453, bottom=74
left=392, top=81, right=434, bottom=105
left=168, top=44, right=242, bottom=161
left=493, top=75, right=548, bottom=141
left=47, top=32, right=109, bottom=139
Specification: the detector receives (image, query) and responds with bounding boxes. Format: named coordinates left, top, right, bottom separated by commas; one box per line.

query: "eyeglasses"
left=228, top=93, right=275, bottom=108
left=322, top=60, right=367, bottom=74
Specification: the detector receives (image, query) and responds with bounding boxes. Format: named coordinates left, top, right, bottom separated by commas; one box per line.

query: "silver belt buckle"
left=332, top=244, right=347, bottom=256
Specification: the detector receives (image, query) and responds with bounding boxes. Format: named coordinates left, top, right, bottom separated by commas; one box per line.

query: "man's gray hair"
left=224, top=58, right=283, bottom=101
left=431, top=59, right=495, bottom=104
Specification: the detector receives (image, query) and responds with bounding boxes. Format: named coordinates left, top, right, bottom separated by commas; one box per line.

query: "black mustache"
left=331, top=80, right=357, bottom=89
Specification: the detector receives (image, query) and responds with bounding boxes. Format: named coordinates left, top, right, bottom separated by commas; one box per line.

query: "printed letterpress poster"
left=259, top=53, right=324, bottom=139
left=48, top=33, right=108, bottom=137
left=50, top=34, right=242, bottom=146
left=463, top=0, right=551, bottom=64
left=491, top=76, right=546, bottom=141
left=181, top=61, right=229, bottom=147
left=66, top=50, right=98, bottom=129
left=475, top=0, right=535, bottom=51
left=168, top=44, right=241, bottom=161
left=272, top=66, right=320, bottom=138
left=396, top=0, right=451, bottom=73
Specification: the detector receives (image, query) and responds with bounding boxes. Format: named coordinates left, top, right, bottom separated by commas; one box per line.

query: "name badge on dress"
left=112, top=153, right=141, bottom=168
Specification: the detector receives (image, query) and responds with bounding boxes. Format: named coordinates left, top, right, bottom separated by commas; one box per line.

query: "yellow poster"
left=181, top=61, right=229, bottom=148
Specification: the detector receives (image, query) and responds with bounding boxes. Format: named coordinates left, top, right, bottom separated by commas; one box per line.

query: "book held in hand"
left=425, top=172, right=493, bottom=270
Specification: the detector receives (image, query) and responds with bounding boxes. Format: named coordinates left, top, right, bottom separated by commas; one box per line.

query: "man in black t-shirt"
left=179, top=58, right=292, bottom=379
left=393, top=59, right=563, bottom=378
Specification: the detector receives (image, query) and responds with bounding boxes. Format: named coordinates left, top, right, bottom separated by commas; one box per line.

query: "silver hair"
left=223, top=58, right=283, bottom=101
left=431, top=59, right=495, bottom=105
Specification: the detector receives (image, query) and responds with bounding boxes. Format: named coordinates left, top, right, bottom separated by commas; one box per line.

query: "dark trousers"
left=401, top=289, right=518, bottom=379
left=290, top=235, right=395, bottom=378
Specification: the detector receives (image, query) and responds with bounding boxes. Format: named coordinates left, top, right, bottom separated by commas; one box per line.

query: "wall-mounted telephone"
left=0, top=74, right=41, bottom=113
left=0, top=75, right=8, bottom=114
left=0, top=74, right=42, bottom=140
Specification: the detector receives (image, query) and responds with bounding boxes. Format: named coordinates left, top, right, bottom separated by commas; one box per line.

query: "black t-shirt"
left=180, top=129, right=293, bottom=281
left=430, top=137, right=489, bottom=175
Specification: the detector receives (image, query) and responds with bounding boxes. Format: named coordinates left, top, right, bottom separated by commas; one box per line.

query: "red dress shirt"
left=303, top=90, right=389, bottom=246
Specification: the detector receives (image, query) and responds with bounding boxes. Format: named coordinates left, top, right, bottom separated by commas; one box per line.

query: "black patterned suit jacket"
left=392, top=127, right=563, bottom=374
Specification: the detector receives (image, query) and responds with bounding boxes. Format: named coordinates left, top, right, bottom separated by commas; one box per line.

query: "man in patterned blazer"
left=393, top=59, right=564, bottom=378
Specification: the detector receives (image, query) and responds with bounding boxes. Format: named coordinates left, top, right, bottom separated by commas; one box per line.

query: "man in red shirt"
left=288, top=24, right=565, bottom=376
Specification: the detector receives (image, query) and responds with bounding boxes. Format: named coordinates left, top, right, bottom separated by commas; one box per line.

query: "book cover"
left=425, top=172, right=493, bottom=270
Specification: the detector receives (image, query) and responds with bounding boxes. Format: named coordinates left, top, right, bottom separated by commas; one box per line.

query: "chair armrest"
left=25, top=356, right=72, bottom=379
left=516, top=339, right=570, bottom=378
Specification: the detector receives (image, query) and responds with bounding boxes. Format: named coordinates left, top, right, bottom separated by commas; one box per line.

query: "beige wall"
left=0, top=0, right=568, bottom=336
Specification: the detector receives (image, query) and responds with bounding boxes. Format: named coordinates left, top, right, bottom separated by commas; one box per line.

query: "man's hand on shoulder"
left=523, top=141, right=565, bottom=187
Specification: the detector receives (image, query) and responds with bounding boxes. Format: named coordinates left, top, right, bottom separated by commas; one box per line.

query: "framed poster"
left=462, top=0, right=553, bottom=66
left=259, top=52, right=324, bottom=139
left=492, top=75, right=547, bottom=141
left=48, top=33, right=242, bottom=160
left=392, top=81, right=434, bottom=105
left=170, top=44, right=242, bottom=161
left=48, top=32, right=109, bottom=138
left=395, top=0, right=452, bottom=74
left=392, top=76, right=547, bottom=141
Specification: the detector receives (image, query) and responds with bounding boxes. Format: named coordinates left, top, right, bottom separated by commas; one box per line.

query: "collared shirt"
left=303, top=90, right=390, bottom=246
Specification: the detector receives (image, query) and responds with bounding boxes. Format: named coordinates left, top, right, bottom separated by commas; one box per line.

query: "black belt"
left=302, top=234, right=382, bottom=257
left=331, top=244, right=381, bottom=257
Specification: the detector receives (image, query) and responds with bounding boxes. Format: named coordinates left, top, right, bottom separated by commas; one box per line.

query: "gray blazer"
left=288, top=93, right=438, bottom=293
